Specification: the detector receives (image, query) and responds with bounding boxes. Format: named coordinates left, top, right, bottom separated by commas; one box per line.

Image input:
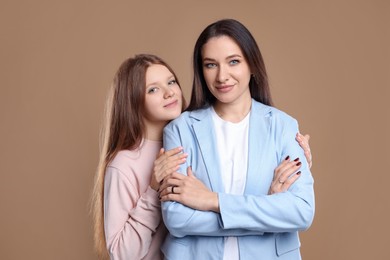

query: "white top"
left=211, top=107, right=250, bottom=260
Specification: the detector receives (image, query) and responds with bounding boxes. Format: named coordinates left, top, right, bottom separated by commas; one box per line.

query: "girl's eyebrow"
left=146, top=75, right=175, bottom=87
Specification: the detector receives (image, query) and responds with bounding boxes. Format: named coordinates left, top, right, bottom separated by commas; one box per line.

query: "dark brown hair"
left=187, top=18, right=273, bottom=110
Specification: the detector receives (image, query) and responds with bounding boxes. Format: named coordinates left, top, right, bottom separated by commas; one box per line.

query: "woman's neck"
left=213, top=99, right=252, bottom=123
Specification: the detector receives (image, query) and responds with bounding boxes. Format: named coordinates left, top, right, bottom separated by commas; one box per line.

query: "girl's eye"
left=204, top=63, right=217, bottom=68
left=147, top=87, right=158, bottom=93
left=168, top=79, right=177, bottom=85
left=229, top=59, right=239, bottom=65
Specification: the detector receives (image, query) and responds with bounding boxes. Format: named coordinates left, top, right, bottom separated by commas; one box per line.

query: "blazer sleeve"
left=162, top=123, right=265, bottom=238
left=162, top=113, right=315, bottom=237
left=104, top=166, right=161, bottom=259
left=218, top=117, right=315, bottom=233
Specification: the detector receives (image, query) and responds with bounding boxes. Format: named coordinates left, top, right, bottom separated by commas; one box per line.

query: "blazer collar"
left=188, top=100, right=272, bottom=121
left=190, top=106, right=223, bottom=192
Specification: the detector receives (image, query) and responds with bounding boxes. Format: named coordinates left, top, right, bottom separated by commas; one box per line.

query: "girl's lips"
left=164, top=99, right=178, bottom=108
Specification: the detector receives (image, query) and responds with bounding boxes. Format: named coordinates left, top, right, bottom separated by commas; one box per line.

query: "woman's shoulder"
left=166, top=107, right=210, bottom=127
left=252, top=100, right=297, bottom=123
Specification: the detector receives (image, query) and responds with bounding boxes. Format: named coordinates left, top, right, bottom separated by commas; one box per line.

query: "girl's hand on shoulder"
left=296, top=133, right=312, bottom=168
left=159, top=167, right=219, bottom=212
left=268, top=156, right=302, bottom=195
left=150, top=147, right=187, bottom=191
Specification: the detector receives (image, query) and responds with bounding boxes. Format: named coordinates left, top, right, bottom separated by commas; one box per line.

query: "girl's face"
left=201, top=36, right=252, bottom=107
left=143, top=64, right=182, bottom=125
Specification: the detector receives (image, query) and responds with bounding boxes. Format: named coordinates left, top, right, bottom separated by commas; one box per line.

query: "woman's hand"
left=268, top=156, right=302, bottom=195
left=150, top=147, right=187, bottom=191
left=296, top=133, right=312, bottom=168
left=159, top=167, right=219, bottom=212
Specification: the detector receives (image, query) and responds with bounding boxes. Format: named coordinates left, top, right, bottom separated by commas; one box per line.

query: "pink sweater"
left=104, top=140, right=167, bottom=260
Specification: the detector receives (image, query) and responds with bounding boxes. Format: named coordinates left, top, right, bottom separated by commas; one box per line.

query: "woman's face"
left=201, top=36, right=252, bottom=106
left=143, top=64, right=182, bottom=124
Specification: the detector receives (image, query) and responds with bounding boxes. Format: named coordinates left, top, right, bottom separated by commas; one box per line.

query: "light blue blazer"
left=161, top=100, right=315, bottom=260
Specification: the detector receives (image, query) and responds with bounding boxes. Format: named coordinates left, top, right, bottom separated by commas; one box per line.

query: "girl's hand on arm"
left=268, top=156, right=302, bottom=195
left=159, top=167, right=219, bottom=213
left=296, top=133, right=312, bottom=168
left=150, top=147, right=187, bottom=191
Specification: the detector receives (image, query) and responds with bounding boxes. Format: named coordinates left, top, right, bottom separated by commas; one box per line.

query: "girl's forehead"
left=145, top=64, right=173, bottom=85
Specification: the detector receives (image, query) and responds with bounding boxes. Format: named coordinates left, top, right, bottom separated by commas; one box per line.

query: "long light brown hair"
left=90, top=54, right=185, bottom=259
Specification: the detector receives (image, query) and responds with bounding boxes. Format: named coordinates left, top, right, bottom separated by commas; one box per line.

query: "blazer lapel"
left=190, top=108, right=225, bottom=193
left=245, top=101, right=273, bottom=196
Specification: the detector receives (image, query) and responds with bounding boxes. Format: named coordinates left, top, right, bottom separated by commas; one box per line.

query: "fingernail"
left=296, top=171, right=301, bottom=175
left=285, top=156, right=290, bottom=160
left=296, top=162, right=302, bottom=166
left=294, top=157, right=299, bottom=162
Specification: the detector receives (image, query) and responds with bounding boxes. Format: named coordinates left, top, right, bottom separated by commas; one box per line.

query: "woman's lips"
left=215, top=84, right=234, bottom=93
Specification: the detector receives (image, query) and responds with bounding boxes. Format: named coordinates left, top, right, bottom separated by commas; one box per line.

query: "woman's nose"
left=217, top=65, right=229, bottom=83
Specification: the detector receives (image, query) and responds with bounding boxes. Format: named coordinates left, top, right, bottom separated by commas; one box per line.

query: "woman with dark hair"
left=160, top=19, right=315, bottom=259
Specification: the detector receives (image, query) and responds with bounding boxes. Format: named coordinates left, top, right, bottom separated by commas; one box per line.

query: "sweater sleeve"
left=104, top=166, right=161, bottom=259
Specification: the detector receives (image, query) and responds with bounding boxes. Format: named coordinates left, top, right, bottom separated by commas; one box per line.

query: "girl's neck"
left=213, top=99, right=252, bottom=123
left=144, top=120, right=167, bottom=141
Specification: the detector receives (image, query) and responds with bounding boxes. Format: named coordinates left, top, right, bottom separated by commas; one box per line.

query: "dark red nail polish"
left=294, top=157, right=300, bottom=162
left=296, top=162, right=302, bottom=166
left=296, top=171, right=301, bottom=175
left=285, top=156, right=290, bottom=160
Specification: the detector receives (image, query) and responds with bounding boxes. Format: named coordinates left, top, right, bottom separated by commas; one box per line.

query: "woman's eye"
left=204, top=63, right=216, bottom=68
left=148, top=87, right=158, bottom=93
left=230, top=59, right=239, bottom=65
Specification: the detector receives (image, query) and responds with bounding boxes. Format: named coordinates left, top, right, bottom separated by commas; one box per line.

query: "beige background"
left=1, top=0, right=389, bottom=259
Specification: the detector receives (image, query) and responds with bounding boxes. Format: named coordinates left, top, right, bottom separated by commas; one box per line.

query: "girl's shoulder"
left=108, top=141, right=161, bottom=170
left=107, top=150, right=139, bottom=171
